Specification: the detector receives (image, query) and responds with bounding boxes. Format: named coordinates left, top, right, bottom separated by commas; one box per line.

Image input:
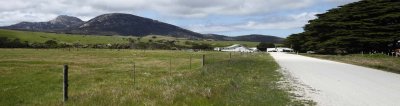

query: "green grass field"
left=0, top=29, right=131, bottom=44
left=0, top=49, right=300, bottom=105
left=0, top=29, right=260, bottom=47
left=303, top=53, right=400, bottom=74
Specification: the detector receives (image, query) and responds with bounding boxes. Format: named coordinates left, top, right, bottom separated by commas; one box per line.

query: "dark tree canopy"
left=192, top=43, right=213, bottom=50
left=257, top=42, right=275, bottom=51
left=45, top=40, right=58, bottom=48
left=285, top=0, right=400, bottom=54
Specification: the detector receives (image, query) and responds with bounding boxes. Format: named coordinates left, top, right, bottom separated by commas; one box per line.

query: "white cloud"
left=187, top=12, right=318, bottom=33
left=0, top=0, right=359, bottom=36
left=187, top=24, right=236, bottom=33
left=152, top=0, right=315, bottom=18
left=323, top=0, right=360, bottom=5
left=0, top=0, right=318, bottom=25
left=0, top=11, right=58, bottom=25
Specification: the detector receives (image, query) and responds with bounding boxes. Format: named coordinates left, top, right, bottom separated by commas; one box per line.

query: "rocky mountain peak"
left=49, top=15, right=83, bottom=26
left=1, top=13, right=201, bottom=38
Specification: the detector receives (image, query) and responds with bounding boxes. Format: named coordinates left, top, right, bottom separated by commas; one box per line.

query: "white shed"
left=267, top=48, right=277, bottom=52
left=267, top=47, right=293, bottom=52
left=249, top=47, right=258, bottom=51
left=215, top=44, right=253, bottom=52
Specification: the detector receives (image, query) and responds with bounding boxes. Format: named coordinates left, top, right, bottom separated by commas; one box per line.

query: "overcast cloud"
left=0, top=0, right=360, bottom=37
left=187, top=12, right=319, bottom=33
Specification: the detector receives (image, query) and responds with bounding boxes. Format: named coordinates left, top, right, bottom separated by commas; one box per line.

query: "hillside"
left=0, top=29, right=261, bottom=47
left=3, top=15, right=83, bottom=32
left=70, top=13, right=203, bottom=38
left=232, top=34, right=284, bottom=43
left=0, top=29, right=130, bottom=44
left=285, top=0, right=400, bottom=54
left=203, top=34, right=284, bottom=43
left=2, top=13, right=203, bottom=39
left=203, top=34, right=234, bottom=41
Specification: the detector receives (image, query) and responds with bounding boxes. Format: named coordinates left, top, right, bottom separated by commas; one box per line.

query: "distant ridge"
left=2, top=13, right=203, bottom=39
left=2, top=13, right=284, bottom=43
left=69, top=13, right=203, bottom=38
left=4, top=15, right=83, bottom=32
left=203, top=34, right=284, bottom=43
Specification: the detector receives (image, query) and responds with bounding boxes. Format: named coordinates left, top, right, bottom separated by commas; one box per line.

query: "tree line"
left=285, top=0, right=400, bottom=54
left=0, top=36, right=213, bottom=50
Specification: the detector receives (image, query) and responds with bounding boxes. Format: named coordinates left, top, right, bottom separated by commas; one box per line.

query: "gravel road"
left=270, top=52, right=400, bottom=106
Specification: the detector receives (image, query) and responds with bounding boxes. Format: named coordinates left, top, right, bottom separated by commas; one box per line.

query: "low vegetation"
left=303, top=53, right=400, bottom=74
left=0, top=29, right=260, bottom=49
left=0, top=49, right=301, bottom=105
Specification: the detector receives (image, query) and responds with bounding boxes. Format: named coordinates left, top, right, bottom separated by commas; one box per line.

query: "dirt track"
left=270, top=52, right=400, bottom=106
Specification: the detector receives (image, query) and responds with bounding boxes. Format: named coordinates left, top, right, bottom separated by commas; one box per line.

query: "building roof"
left=225, top=44, right=242, bottom=48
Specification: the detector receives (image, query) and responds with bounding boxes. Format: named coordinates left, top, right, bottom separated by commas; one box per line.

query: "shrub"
left=257, top=42, right=275, bottom=51
left=44, top=40, right=58, bottom=48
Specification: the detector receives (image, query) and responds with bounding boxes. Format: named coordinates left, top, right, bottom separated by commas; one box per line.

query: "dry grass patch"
left=303, top=53, right=400, bottom=74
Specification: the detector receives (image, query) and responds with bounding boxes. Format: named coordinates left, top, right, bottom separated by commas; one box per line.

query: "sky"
left=0, top=0, right=360, bottom=37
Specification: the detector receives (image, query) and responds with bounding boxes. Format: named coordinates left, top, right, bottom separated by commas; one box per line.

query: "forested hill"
left=285, top=0, right=400, bottom=54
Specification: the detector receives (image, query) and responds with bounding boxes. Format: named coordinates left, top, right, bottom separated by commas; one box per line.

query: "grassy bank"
left=303, top=54, right=400, bottom=74
left=0, top=49, right=297, bottom=105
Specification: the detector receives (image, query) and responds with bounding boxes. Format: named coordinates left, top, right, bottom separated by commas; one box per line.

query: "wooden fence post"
left=133, top=63, right=136, bottom=86
left=202, top=55, right=205, bottom=67
left=63, top=65, right=68, bottom=102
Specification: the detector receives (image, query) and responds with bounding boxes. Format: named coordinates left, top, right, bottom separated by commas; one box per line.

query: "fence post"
left=202, top=55, right=205, bottom=67
left=133, top=63, right=136, bottom=86
left=63, top=65, right=68, bottom=102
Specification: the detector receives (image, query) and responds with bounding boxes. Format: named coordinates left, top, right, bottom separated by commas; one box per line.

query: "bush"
left=0, top=37, right=29, bottom=48
left=257, top=42, right=275, bottom=51
left=44, top=40, right=58, bottom=48
left=192, top=43, right=213, bottom=50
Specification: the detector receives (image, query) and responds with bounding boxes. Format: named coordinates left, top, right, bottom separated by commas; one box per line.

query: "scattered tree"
left=44, top=40, right=58, bottom=48
left=257, top=42, right=275, bottom=51
left=192, top=43, right=213, bottom=50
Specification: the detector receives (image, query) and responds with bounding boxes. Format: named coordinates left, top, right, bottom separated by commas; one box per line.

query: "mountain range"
left=1, top=13, right=284, bottom=43
left=4, top=15, right=84, bottom=32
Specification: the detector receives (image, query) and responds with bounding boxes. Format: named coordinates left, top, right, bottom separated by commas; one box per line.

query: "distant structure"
left=266, top=47, right=293, bottom=52
left=249, top=47, right=259, bottom=52
left=214, top=44, right=255, bottom=52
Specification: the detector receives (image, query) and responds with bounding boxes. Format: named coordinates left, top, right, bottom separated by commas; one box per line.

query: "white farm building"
left=214, top=44, right=254, bottom=52
left=266, top=47, right=294, bottom=52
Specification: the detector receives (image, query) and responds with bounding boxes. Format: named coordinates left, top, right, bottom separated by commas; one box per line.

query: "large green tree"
left=257, top=42, right=275, bottom=51
left=285, top=0, right=400, bottom=54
